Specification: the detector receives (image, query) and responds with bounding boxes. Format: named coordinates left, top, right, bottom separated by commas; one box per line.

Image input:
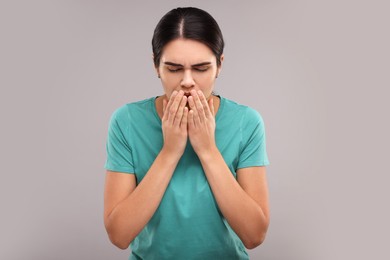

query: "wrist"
left=197, top=145, right=220, bottom=162
left=160, top=146, right=183, bottom=163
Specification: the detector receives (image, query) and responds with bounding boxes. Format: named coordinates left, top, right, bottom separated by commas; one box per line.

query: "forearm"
left=198, top=146, right=269, bottom=248
left=106, top=149, right=180, bottom=249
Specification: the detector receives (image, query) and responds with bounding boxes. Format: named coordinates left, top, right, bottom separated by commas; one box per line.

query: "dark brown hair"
left=152, top=7, right=225, bottom=68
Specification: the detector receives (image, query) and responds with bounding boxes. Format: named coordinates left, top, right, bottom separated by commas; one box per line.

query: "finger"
left=187, top=96, right=196, bottom=127
left=188, top=95, right=201, bottom=126
left=192, top=90, right=206, bottom=122
left=188, top=109, right=195, bottom=129
left=168, top=90, right=184, bottom=124
left=181, top=107, right=189, bottom=130
left=187, top=95, right=195, bottom=113
left=198, top=91, right=212, bottom=118
left=173, top=95, right=187, bottom=127
left=164, top=91, right=177, bottom=120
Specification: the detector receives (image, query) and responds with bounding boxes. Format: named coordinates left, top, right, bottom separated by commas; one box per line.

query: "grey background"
left=1, top=0, right=389, bottom=259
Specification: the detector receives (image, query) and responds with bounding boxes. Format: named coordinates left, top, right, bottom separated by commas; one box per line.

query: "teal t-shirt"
left=104, top=95, right=270, bottom=260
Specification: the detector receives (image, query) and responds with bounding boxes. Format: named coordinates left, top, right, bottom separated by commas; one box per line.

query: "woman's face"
left=156, top=38, right=223, bottom=101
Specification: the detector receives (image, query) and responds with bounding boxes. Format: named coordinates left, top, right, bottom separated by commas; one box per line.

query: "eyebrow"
left=163, top=61, right=212, bottom=67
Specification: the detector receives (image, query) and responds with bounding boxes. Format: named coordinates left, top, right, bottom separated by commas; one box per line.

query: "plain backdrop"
left=1, top=0, right=389, bottom=259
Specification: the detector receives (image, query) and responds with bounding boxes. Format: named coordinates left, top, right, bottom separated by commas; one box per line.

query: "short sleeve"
left=104, top=107, right=135, bottom=174
left=237, top=107, right=270, bottom=169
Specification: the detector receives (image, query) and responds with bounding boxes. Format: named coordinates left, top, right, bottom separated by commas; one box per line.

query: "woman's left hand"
left=187, top=90, right=217, bottom=155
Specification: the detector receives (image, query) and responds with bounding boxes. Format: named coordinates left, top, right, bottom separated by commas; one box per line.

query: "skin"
left=104, top=38, right=270, bottom=250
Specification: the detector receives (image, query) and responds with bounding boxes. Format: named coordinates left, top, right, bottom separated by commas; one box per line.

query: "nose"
left=180, top=69, right=195, bottom=88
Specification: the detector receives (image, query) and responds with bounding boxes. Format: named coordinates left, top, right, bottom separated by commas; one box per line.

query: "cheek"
left=198, top=73, right=216, bottom=88
left=161, top=74, right=181, bottom=86
left=161, top=77, right=177, bottom=91
left=201, top=69, right=218, bottom=83
left=198, top=84, right=215, bottom=101
left=196, top=72, right=215, bottom=85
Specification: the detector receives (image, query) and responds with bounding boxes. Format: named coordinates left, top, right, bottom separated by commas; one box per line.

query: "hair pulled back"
left=152, top=7, right=224, bottom=68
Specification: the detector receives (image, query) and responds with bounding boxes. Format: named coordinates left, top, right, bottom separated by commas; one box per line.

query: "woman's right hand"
left=161, top=90, right=189, bottom=158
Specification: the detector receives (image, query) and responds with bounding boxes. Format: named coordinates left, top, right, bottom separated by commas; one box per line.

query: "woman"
left=104, top=7, right=270, bottom=260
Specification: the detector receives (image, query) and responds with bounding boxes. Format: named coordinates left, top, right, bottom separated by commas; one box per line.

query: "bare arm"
left=186, top=90, right=270, bottom=249
left=198, top=149, right=270, bottom=249
left=104, top=91, right=188, bottom=249
left=104, top=149, right=180, bottom=249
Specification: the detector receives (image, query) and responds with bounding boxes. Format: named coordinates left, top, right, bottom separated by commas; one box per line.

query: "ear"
left=220, top=54, right=224, bottom=64
left=217, top=54, right=224, bottom=77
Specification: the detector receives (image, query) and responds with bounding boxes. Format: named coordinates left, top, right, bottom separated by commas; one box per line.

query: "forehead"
left=161, top=38, right=215, bottom=65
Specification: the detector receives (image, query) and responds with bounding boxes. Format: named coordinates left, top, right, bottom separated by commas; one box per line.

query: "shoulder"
left=220, top=96, right=264, bottom=125
left=110, top=97, right=155, bottom=122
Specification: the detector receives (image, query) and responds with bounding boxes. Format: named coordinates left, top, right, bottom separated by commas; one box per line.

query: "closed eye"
left=194, top=66, right=209, bottom=72
left=166, top=66, right=210, bottom=73
left=167, top=67, right=182, bottom=72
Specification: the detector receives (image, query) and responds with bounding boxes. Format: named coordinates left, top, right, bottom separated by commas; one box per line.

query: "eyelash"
left=167, top=68, right=209, bottom=73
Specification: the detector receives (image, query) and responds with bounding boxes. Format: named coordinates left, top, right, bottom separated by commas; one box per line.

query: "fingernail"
left=198, top=90, right=202, bottom=95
